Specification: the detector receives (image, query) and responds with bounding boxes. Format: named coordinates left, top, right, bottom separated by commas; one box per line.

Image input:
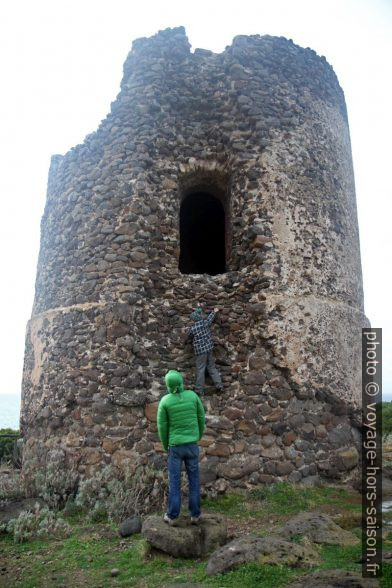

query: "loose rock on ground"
left=281, top=511, right=359, bottom=546
left=206, top=534, right=319, bottom=576
left=119, top=515, right=142, bottom=537
left=290, top=568, right=380, bottom=587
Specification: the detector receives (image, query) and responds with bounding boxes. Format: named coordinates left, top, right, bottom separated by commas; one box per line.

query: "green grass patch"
left=250, top=482, right=360, bottom=516
left=0, top=482, right=369, bottom=587
left=106, top=539, right=199, bottom=586
left=202, top=493, right=251, bottom=516
left=381, top=561, right=392, bottom=587
left=194, top=562, right=307, bottom=587
left=201, top=482, right=355, bottom=518
left=316, top=542, right=362, bottom=572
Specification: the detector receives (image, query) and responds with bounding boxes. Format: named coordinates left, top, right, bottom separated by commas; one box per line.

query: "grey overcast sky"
left=0, top=0, right=391, bottom=401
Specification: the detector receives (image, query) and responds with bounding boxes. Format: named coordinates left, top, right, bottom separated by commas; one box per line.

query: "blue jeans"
left=167, top=443, right=200, bottom=519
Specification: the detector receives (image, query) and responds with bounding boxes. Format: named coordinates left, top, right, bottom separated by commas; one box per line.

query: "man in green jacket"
left=157, top=370, right=205, bottom=526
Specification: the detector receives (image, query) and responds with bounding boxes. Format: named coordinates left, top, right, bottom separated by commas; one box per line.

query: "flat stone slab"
left=206, top=535, right=319, bottom=576
left=142, top=513, right=227, bottom=558
left=281, top=511, right=359, bottom=546
left=290, top=569, right=380, bottom=587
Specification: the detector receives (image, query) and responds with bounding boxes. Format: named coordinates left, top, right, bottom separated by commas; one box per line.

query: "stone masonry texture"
left=21, top=27, right=368, bottom=490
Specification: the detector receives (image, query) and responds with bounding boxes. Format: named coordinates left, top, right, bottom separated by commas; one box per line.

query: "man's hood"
left=165, top=370, right=185, bottom=394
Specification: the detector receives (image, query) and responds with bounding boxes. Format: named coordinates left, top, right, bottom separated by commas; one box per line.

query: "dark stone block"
left=119, top=516, right=142, bottom=537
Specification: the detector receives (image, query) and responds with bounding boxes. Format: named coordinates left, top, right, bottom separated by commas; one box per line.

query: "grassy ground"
left=1, top=482, right=392, bottom=587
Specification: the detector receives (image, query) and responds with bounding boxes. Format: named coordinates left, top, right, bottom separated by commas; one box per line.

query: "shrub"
left=75, top=465, right=113, bottom=520
left=34, top=461, right=78, bottom=510
left=6, top=504, right=72, bottom=543
left=76, top=463, right=166, bottom=523
left=24, top=450, right=79, bottom=510
left=0, top=429, right=20, bottom=463
left=381, top=402, right=392, bottom=437
left=0, top=467, right=25, bottom=503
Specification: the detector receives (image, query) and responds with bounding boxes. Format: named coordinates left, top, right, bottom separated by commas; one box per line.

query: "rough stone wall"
left=21, top=27, right=368, bottom=490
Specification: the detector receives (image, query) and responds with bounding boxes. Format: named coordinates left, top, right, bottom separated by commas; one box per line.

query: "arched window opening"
left=179, top=191, right=226, bottom=275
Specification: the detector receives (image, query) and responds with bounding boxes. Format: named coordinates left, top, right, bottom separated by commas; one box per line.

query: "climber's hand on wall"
left=214, top=307, right=219, bottom=313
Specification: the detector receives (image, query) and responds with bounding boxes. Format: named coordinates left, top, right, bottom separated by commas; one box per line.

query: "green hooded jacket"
left=157, top=370, right=205, bottom=451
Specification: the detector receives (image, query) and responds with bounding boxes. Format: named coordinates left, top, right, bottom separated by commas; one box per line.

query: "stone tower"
left=21, top=27, right=367, bottom=489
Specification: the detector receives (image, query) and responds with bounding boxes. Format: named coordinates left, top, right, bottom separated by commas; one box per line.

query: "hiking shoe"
left=190, top=515, right=201, bottom=525
left=216, top=385, right=224, bottom=392
left=163, top=513, right=178, bottom=526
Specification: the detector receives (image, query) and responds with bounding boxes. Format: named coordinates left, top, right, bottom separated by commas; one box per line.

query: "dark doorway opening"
left=179, top=191, right=226, bottom=275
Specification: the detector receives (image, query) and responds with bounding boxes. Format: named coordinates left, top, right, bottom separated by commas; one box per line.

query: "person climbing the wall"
left=187, top=306, right=223, bottom=395
left=157, top=369, right=205, bottom=526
